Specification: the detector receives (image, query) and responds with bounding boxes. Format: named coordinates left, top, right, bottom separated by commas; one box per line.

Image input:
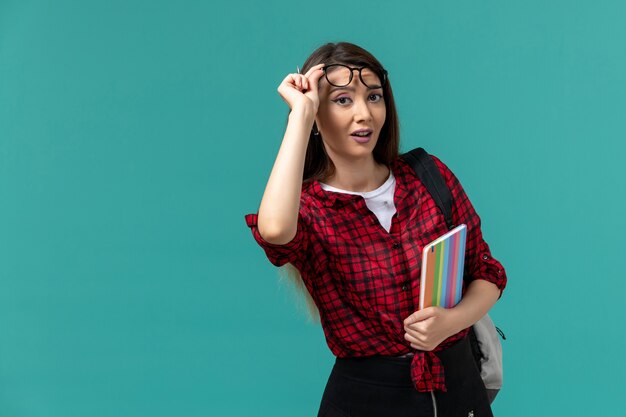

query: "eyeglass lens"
left=325, top=65, right=384, bottom=88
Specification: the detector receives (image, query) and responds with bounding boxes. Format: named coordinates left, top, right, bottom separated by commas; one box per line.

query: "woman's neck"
left=322, top=158, right=390, bottom=192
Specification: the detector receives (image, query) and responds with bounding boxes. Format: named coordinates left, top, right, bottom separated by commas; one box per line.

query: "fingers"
left=404, top=331, right=435, bottom=351
left=276, top=64, right=325, bottom=111
left=304, top=63, right=325, bottom=78
left=291, top=74, right=306, bottom=91
left=403, top=307, right=451, bottom=352
left=404, top=307, right=437, bottom=326
left=405, top=321, right=428, bottom=336
left=302, top=64, right=325, bottom=93
left=284, top=73, right=311, bottom=92
left=278, top=74, right=306, bottom=100
left=281, top=64, right=324, bottom=93
left=292, top=64, right=324, bottom=93
left=405, top=324, right=442, bottom=352
left=404, top=330, right=424, bottom=344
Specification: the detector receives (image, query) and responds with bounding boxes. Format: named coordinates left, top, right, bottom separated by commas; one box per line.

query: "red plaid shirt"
left=245, top=155, right=507, bottom=392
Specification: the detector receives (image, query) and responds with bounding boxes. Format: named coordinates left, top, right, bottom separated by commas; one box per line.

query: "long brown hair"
left=298, top=42, right=401, bottom=181
left=283, top=42, right=401, bottom=322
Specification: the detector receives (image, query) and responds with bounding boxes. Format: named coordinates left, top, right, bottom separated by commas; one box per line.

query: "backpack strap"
left=400, top=147, right=455, bottom=230
left=401, top=147, right=486, bottom=369
left=401, top=148, right=505, bottom=402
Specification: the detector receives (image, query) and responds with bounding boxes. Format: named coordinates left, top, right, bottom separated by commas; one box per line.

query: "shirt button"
left=392, top=242, right=400, bottom=249
left=483, top=255, right=489, bottom=260
left=401, top=283, right=409, bottom=291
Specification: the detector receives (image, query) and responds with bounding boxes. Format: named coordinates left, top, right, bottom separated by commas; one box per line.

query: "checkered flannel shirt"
left=245, top=155, right=507, bottom=392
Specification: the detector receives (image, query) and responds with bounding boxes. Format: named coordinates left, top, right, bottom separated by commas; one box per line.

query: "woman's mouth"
left=350, top=129, right=373, bottom=143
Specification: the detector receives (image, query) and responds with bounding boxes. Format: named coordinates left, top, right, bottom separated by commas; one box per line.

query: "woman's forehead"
left=360, top=68, right=381, bottom=84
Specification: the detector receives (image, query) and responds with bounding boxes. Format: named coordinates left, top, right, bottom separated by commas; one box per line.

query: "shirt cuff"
left=245, top=213, right=306, bottom=267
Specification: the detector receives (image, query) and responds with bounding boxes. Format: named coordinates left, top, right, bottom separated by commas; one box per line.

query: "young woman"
left=245, top=42, right=507, bottom=417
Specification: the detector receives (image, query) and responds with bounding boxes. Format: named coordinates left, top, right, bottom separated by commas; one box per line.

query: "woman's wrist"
left=289, top=104, right=316, bottom=125
left=447, top=306, right=474, bottom=335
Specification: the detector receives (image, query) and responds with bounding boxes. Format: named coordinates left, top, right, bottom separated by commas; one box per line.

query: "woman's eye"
left=332, top=94, right=383, bottom=105
left=333, top=97, right=351, bottom=105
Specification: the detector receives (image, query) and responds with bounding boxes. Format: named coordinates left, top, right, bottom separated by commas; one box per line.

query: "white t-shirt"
left=320, top=172, right=397, bottom=233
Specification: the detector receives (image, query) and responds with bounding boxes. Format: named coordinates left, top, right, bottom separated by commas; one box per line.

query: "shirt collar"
left=305, top=158, right=411, bottom=208
left=306, top=179, right=355, bottom=207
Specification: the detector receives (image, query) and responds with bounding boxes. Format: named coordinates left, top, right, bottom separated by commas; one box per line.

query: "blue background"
left=1, top=1, right=625, bottom=416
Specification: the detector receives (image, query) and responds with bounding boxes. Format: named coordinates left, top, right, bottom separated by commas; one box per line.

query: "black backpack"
left=401, top=147, right=505, bottom=404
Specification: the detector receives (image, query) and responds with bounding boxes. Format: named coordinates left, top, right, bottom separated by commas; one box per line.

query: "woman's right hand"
left=277, top=63, right=325, bottom=115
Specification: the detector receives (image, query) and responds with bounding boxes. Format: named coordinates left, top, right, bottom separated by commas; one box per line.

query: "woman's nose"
left=353, top=97, right=373, bottom=122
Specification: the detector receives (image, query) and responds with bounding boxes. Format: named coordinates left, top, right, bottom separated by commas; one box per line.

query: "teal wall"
left=2, top=1, right=625, bottom=416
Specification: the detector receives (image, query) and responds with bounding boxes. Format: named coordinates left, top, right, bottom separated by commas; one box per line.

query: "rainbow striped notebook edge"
left=418, top=224, right=467, bottom=310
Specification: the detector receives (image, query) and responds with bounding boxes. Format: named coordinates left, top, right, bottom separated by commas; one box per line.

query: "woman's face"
left=315, top=65, right=386, bottom=164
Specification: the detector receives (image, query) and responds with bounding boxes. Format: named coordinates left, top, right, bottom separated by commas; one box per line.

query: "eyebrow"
left=329, top=85, right=383, bottom=93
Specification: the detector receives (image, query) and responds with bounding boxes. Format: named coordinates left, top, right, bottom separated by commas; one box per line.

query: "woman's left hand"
left=403, top=307, right=459, bottom=352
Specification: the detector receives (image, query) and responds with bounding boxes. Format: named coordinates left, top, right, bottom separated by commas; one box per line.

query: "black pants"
left=317, top=336, right=493, bottom=417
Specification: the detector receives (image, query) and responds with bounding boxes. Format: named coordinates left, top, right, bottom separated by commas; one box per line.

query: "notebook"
left=419, top=224, right=467, bottom=309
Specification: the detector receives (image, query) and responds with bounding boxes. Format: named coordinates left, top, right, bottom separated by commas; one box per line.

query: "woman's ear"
left=312, top=121, right=321, bottom=136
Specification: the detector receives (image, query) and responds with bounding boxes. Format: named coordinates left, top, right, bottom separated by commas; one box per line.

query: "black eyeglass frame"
left=321, top=64, right=388, bottom=89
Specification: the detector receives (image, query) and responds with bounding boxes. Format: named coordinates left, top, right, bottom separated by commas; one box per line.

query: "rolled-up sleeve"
left=244, top=211, right=310, bottom=268
left=431, top=155, right=508, bottom=296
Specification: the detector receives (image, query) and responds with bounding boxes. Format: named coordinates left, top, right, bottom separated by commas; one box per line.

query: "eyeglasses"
left=322, top=64, right=387, bottom=89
